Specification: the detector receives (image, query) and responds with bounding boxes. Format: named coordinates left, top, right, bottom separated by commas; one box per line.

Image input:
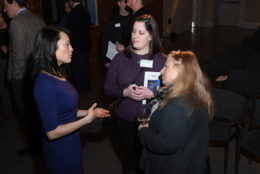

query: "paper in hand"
left=106, top=41, right=118, bottom=60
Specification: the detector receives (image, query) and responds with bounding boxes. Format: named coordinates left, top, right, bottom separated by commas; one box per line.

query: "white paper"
left=106, top=41, right=118, bottom=60
left=142, top=71, right=161, bottom=104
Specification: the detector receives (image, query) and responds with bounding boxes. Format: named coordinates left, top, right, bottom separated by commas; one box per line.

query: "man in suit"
left=66, top=0, right=91, bottom=96
left=125, top=0, right=150, bottom=19
left=3, top=0, right=45, bottom=155
left=117, top=0, right=150, bottom=51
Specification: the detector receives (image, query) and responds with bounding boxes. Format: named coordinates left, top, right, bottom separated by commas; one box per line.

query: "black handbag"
left=109, top=98, right=122, bottom=113
left=102, top=99, right=121, bottom=126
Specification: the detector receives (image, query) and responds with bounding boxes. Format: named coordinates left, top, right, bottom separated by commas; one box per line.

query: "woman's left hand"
left=94, top=108, right=110, bottom=118
left=135, top=86, right=154, bottom=100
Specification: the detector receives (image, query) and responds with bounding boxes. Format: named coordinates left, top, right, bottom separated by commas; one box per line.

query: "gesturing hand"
left=83, top=103, right=97, bottom=123
left=94, top=108, right=110, bottom=118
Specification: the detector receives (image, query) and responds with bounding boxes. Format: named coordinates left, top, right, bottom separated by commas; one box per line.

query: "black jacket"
left=66, top=4, right=91, bottom=53
left=139, top=96, right=209, bottom=174
left=101, top=12, right=131, bottom=63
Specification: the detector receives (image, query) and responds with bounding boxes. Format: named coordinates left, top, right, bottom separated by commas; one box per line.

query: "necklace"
left=41, top=70, right=66, bottom=81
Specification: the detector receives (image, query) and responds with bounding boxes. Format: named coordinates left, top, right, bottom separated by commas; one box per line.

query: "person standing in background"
left=0, top=8, right=12, bottom=120
left=101, top=0, right=131, bottom=67
left=117, top=0, right=150, bottom=51
left=3, top=0, right=45, bottom=155
left=58, top=0, right=71, bottom=27
left=66, top=0, right=91, bottom=96
left=126, top=0, right=150, bottom=22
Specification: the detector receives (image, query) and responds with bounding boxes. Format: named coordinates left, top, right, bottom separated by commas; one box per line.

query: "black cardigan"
left=139, top=96, right=209, bottom=174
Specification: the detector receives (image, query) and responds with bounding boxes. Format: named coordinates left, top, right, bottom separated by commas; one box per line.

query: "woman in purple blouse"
left=104, top=15, right=166, bottom=174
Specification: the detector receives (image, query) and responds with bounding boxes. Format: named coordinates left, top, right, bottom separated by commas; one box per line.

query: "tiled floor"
left=1, top=26, right=260, bottom=174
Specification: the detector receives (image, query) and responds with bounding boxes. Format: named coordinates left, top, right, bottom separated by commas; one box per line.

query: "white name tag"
left=140, top=59, right=153, bottom=68
left=115, top=23, right=121, bottom=28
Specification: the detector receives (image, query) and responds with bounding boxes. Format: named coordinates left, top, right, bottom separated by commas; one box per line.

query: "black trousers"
left=115, top=115, right=142, bottom=173
left=11, top=79, right=29, bottom=119
left=11, top=79, right=42, bottom=154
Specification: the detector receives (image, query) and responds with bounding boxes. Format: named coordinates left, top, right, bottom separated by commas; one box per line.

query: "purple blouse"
left=104, top=52, right=166, bottom=122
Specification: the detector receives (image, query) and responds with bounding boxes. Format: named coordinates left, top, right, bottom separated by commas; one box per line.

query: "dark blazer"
left=66, top=4, right=91, bottom=53
left=139, top=96, right=209, bottom=174
left=7, top=9, right=45, bottom=80
left=101, top=12, right=131, bottom=63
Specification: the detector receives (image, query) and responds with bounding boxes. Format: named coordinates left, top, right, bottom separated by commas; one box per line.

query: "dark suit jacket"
left=101, top=12, right=131, bottom=63
left=7, top=9, right=45, bottom=80
left=66, top=4, right=91, bottom=54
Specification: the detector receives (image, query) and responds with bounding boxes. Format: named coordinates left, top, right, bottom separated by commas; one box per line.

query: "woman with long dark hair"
left=32, top=26, right=110, bottom=174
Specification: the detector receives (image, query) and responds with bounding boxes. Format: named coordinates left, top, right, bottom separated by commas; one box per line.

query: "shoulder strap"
left=131, top=68, right=145, bottom=84
left=116, top=68, right=145, bottom=104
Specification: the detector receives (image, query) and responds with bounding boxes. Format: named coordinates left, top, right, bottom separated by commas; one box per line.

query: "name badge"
left=140, top=59, right=153, bottom=68
left=115, top=23, right=121, bottom=28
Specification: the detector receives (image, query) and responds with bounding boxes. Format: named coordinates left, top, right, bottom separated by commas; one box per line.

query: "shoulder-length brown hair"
left=124, top=14, right=163, bottom=59
left=160, top=50, right=214, bottom=118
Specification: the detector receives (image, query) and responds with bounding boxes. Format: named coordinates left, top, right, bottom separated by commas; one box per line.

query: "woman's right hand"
left=94, top=108, right=110, bottom=118
left=83, top=103, right=110, bottom=123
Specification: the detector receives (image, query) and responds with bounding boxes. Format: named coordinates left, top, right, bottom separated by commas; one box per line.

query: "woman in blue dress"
left=32, top=26, right=110, bottom=174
